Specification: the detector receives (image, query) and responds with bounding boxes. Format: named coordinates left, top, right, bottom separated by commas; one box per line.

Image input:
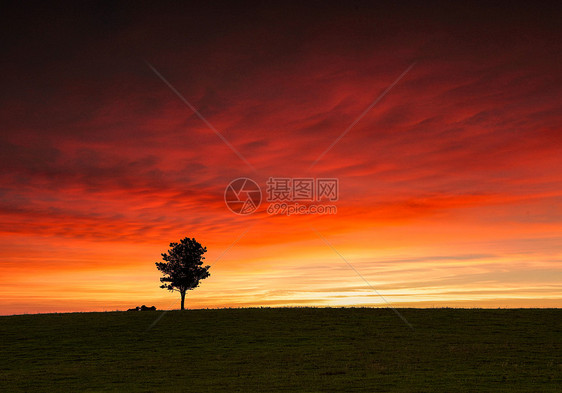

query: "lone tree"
left=155, top=237, right=211, bottom=310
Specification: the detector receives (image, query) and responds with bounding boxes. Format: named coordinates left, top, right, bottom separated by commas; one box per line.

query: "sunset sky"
left=1, top=2, right=561, bottom=315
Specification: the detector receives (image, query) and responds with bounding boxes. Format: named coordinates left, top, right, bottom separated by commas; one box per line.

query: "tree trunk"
left=180, top=290, right=186, bottom=310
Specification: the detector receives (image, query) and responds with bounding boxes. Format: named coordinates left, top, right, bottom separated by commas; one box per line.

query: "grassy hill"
left=1, top=308, right=561, bottom=392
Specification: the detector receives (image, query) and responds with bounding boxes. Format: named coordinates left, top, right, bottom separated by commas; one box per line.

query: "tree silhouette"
left=155, top=237, right=211, bottom=310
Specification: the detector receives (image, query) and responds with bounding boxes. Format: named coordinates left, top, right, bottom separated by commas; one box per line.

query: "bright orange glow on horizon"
left=1, top=3, right=561, bottom=315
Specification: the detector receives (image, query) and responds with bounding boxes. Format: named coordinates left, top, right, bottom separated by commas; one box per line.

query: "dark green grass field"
left=1, top=308, right=561, bottom=392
